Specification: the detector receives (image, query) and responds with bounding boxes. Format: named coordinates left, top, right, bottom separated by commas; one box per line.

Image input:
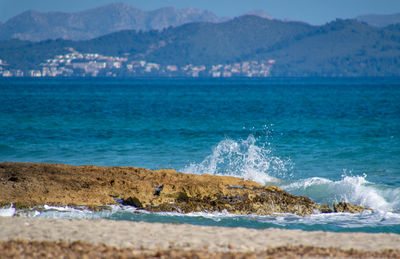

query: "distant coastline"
left=1, top=16, right=400, bottom=78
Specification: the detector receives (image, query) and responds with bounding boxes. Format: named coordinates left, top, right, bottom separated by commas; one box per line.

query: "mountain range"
left=1, top=15, right=400, bottom=77
left=1, top=3, right=400, bottom=43
left=356, top=13, right=400, bottom=27
left=0, top=3, right=229, bottom=41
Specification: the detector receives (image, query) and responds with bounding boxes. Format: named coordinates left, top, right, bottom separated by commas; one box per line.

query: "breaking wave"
left=1, top=134, right=399, bottom=233
left=181, top=135, right=400, bottom=213
left=282, top=175, right=400, bottom=213
left=182, top=135, right=292, bottom=184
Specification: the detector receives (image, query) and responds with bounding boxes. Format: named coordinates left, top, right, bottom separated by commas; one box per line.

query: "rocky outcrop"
left=317, top=204, right=334, bottom=213
left=333, top=202, right=373, bottom=213
left=0, top=162, right=370, bottom=216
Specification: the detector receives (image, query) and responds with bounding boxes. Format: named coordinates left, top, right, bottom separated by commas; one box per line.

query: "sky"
left=1, top=0, right=400, bottom=25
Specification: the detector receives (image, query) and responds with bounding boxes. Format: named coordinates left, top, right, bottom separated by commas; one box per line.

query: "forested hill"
left=1, top=15, right=400, bottom=77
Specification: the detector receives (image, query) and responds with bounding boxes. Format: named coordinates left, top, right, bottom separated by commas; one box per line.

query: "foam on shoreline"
left=2, top=203, right=400, bottom=233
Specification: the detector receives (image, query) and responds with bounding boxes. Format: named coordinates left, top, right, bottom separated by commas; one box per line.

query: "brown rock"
left=122, top=196, right=143, bottom=209
left=317, top=204, right=333, bottom=213
left=0, top=162, right=367, bottom=216
left=333, top=202, right=373, bottom=213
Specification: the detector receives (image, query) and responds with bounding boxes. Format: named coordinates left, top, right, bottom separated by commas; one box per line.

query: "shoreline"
left=1, top=217, right=400, bottom=258
left=2, top=162, right=399, bottom=257
left=1, top=217, right=400, bottom=252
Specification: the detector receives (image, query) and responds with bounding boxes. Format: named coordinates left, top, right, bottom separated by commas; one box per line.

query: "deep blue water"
left=1, top=78, right=400, bottom=233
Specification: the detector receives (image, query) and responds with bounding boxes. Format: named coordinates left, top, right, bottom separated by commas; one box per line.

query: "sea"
left=0, top=77, right=399, bottom=234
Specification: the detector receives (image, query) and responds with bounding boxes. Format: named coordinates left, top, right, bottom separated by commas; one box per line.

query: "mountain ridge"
left=0, top=3, right=226, bottom=41
left=0, top=15, right=399, bottom=77
left=2, top=3, right=400, bottom=42
left=356, top=13, right=400, bottom=27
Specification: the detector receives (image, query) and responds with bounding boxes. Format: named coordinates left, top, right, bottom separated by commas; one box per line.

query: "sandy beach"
left=1, top=217, right=400, bottom=258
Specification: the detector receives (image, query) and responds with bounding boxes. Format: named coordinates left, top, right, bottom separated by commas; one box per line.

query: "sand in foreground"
left=2, top=240, right=400, bottom=259
left=1, top=217, right=399, bottom=253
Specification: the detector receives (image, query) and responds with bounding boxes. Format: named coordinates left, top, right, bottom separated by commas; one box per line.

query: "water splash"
left=0, top=205, right=15, bottom=217
left=182, top=135, right=292, bottom=185
left=282, top=175, right=400, bottom=212
left=181, top=135, right=400, bottom=213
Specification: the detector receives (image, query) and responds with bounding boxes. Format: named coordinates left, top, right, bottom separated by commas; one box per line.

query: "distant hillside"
left=356, top=13, right=400, bottom=27
left=0, top=3, right=226, bottom=41
left=257, top=19, right=400, bottom=76
left=1, top=16, right=400, bottom=77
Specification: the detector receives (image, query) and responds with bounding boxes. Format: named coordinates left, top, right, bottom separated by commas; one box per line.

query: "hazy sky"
left=1, top=0, right=400, bottom=24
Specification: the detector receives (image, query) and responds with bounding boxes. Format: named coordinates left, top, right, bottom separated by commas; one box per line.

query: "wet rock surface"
left=317, top=204, right=334, bottom=213
left=0, top=162, right=370, bottom=216
left=333, top=202, right=373, bottom=213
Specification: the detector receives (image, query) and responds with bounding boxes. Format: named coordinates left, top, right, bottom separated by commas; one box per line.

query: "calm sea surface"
left=1, top=78, right=399, bottom=233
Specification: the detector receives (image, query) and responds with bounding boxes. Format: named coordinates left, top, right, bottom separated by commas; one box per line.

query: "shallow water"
left=1, top=77, right=399, bottom=233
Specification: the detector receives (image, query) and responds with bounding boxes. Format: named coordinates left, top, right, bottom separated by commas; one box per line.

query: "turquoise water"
left=1, top=78, right=400, bottom=233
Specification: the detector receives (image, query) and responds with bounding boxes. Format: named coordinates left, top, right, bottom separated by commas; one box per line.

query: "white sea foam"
left=181, top=135, right=400, bottom=214
left=282, top=175, right=400, bottom=212
left=0, top=205, right=16, bottom=217
left=34, top=205, right=123, bottom=219
left=3, top=202, right=400, bottom=230
left=260, top=210, right=400, bottom=228
left=155, top=209, right=238, bottom=221
left=151, top=208, right=400, bottom=229
left=182, top=135, right=291, bottom=185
